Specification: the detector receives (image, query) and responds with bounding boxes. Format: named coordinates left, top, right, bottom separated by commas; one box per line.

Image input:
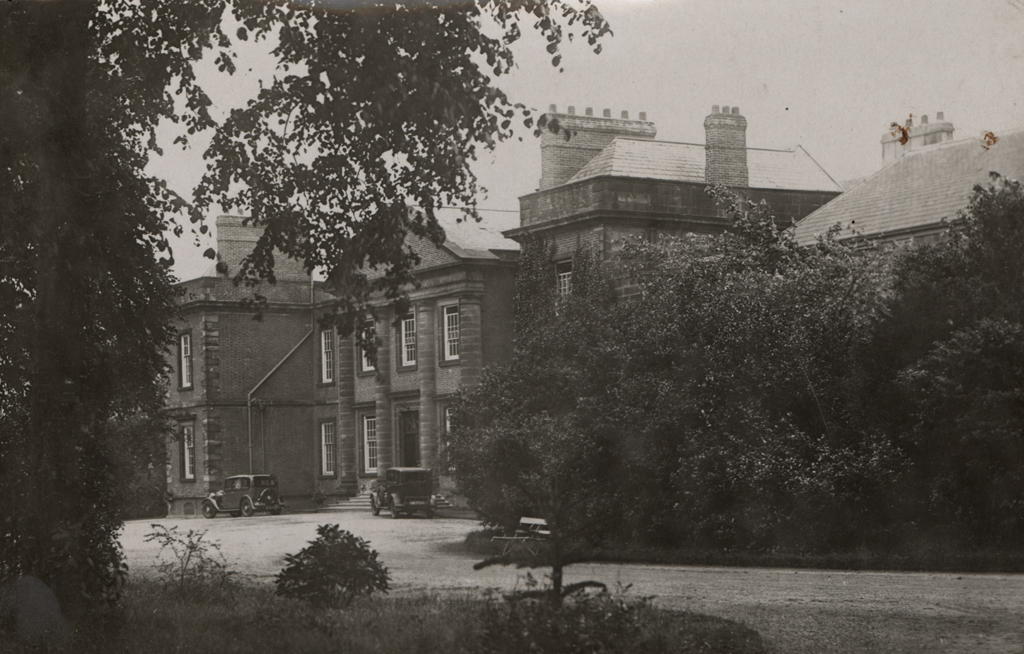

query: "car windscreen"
left=401, top=472, right=429, bottom=483
left=254, top=477, right=277, bottom=487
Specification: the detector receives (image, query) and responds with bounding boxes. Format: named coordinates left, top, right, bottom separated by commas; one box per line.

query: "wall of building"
left=479, top=265, right=517, bottom=370
left=520, top=178, right=838, bottom=235
left=165, top=271, right=325, bottom=514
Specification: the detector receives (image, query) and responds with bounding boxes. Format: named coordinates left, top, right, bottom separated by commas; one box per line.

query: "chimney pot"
left=921, top=115, right=929, bottom=125
left=639, top=111, right=647, bottom=121
left=937, top=111, right=944, bottom=121
left=603, top=108, right=611, bottom=118
left=568, top=105, right=576, bottom=115
left=585, top=107, right=593, bottom=116
left=712, top=105, right=720, bottom=114
left=732, top=106, right=740, bottom=115
left=621, top=110, right=629, bottom=119
left=549, top=104, right=557, bottom=113
left=905, top=117, right=912, bottom=128
left=722, top=106, right=730, bottom=114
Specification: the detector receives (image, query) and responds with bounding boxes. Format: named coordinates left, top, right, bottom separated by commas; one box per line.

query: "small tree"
left=449, top=240, right=620, bottom=601
left=144, top=524, right=237, bottom=601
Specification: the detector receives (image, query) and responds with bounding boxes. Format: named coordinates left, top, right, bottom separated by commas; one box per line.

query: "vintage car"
left=202, top=474, right=283, bottom=518
left=369, top=467, right=436, bottom=519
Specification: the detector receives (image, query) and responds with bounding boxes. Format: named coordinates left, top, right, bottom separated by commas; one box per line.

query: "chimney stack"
left=881, top=111, right=955, bottom=165
left=704, top=104, right=749, bottom=187
left=215, top=216, right=309, bottom=281
left=538, top=105, right=656, bottom=190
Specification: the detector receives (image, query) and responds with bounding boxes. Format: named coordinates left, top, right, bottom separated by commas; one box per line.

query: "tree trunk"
left=19, top=2, right=96, bottom=613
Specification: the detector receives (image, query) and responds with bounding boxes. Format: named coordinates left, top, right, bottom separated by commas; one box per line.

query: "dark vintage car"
left=202, top=474, right=283, bottom=518
left=370, top=467, right=436, bottom=519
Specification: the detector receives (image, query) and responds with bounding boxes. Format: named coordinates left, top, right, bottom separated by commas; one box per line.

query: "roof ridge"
left=612, top=136, right=800, bottom=153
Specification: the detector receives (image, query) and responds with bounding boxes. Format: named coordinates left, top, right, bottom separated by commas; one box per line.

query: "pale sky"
left=155, top=0, right=1024, bottom=280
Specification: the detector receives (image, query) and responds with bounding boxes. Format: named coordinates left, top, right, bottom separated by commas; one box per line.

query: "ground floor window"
left=363, top=415, right=377, bottom=473
left=321, top=421, right=336, bottom=476
left=181, top=424, right=195, bottom=480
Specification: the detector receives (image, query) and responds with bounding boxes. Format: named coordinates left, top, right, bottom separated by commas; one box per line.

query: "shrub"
left=478, top=583, right=765, bottom=654
left=274, top=524, right=390, bottom=609
left=480, top=587, right=653, bottom=654
left=144, top=524, right=237, bottom=601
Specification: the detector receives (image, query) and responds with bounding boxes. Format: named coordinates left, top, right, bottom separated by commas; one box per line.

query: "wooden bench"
left=492, top=517, right=550, bottom=556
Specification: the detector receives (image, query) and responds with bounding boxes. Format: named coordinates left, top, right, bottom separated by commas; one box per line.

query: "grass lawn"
left=1, top=578, right=766, bottom=654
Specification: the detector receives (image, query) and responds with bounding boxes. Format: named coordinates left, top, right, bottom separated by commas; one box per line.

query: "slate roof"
left=567, top=138, right=841, bottom=193
left=794, top=129, right=1024, bottom=244
left=434, top=208, right=519, bottom=259
left=195, top=209, right=519, bottom=279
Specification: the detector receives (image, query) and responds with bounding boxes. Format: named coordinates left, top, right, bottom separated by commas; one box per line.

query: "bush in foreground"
left=275, top=524, right=390, bottom=608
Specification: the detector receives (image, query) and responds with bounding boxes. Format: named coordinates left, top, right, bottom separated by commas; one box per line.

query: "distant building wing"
left=795, top=129, right=1024, bottom=245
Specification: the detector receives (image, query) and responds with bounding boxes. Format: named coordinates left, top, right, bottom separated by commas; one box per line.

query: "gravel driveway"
left=121, top=511, right=1024, bottom=654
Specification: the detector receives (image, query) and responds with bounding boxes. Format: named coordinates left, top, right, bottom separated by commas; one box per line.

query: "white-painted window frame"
left=443, top=305, right=460, bottom=361
left=321, top=329, right=334, bottom=383
left=363, top=415, right=378, bottom=473
left=182, top=425, right=195, bottom=480
left=400, top=314, right=417, bottom=367
left=179, top=333, right=193, bottom=388
left=321, top=421, right=336, bottom=476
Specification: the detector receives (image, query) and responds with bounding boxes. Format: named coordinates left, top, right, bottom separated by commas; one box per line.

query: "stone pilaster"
left=374, top=308, right=393, bottom=479
left=338, top=331, right=357, bottom=491
left=202, top=412, right=222, bottom=492
left=417, top=301, right=438, bottom=472
left=459, top=297, right=483, bottom=390
left=201, top=314, right=220, bottom=401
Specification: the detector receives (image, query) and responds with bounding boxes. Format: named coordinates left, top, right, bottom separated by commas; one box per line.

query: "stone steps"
left=318, top=492, right=452, bottom=512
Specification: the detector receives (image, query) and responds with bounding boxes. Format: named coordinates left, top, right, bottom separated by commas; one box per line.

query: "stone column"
left=459, top=296, right=483, bottom=390
left=374, top=308, right=393, bottom=479
left=417, top=301, right=438, bottom=471
left=337, top=331, right=357, bottom=491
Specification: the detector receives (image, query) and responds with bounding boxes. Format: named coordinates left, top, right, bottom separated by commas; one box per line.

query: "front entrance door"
left=399, top=411, right=420, bottom=467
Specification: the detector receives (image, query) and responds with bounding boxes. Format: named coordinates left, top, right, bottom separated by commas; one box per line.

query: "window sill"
left=438, top=358, right=460, bottom=368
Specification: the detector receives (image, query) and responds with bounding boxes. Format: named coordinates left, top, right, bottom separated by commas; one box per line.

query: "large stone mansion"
left=165, top=104, right=842, bottom=514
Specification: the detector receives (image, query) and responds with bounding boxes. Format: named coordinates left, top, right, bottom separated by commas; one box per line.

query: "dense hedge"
left=448, top=179, right=1024, bottom=556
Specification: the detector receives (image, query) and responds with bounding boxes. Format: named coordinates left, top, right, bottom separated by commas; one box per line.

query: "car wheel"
left=240, top=498, right=255, bottom=517
left=388, top=497, right=400, bottom=519
left=201, top=502, right=217, bottom=519
left=370, top=495, right=381, bottom=516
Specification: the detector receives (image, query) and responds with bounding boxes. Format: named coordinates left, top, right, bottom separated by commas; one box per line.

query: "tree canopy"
left=194, top=0, right=609, bottom=331
left=448, top=182, right=1024, bottom=560
left=0, top=0, right=610, bottom=625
